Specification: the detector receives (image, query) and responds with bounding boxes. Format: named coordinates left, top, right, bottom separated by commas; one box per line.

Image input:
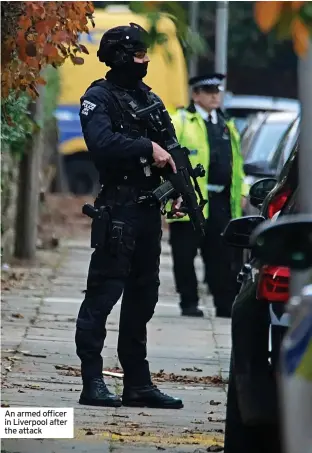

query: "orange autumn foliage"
left=292, top=17, right=310, bottom=56
left=254, top=1, right=310, bottom=57
left=254, top=1, right=283, bottom=33
left=1, top=1, right=95, bottom=98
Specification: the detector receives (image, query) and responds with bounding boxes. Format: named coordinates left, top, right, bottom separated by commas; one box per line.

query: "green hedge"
left=1, top=93, right=33, bottom=157
left=1, top=65, right=60, bottom=157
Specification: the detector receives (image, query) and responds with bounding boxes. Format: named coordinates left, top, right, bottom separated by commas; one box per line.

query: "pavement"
left=1, top=233, right=231, bottom=453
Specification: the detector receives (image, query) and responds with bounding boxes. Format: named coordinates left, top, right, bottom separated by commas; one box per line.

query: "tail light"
left=267, top=189, right=291, bottom=219
left=257, top=266, right=290, bottom=302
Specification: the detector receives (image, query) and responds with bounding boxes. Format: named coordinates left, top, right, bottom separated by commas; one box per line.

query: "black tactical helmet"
left=97, top=23, right=149, bottom=67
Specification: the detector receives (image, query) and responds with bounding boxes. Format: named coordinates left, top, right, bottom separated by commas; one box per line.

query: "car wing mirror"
left=222, top=215, right=266, bottom=248
left=249, top=177, right=277, bottom=208
left=250, top=214, right=312, bottom=270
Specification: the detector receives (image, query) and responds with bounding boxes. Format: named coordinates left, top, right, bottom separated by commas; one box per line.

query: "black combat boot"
left=79, top=377, right=122, bottom=407
left=181, top=306, right=204, bottom=317
left=122, top=384, right=183, bottom=409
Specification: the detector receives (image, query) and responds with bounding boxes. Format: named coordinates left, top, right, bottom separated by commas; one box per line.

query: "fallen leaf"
left=138, top=412, right=150, bottom=416
left=55, top=364, right=81, bottom=376
left=127, top=423, right=140, bottom=428
left=6, top=356, right=22, bottom=362
left=182, top=366, right=203, bottom=372
left=24, top=384, right=43, bottom=390
left=11, top=313, right=24, bottom=319
left=210, top=400, right=221, bottom=406
left=206, top=446, right=224, bottom=452
left=151, top=371, right=225, bottom=386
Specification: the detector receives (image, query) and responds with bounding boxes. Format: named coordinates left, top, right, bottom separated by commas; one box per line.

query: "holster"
left=82, top=204, right=111, bottom=249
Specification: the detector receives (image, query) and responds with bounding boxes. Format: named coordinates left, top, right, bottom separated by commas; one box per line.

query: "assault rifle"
left=132, top=101, right=207, bottom=237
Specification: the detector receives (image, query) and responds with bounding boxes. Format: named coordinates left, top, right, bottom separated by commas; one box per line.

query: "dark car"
left=244, top=114, right=300, bottom=182
left=223, top=140, right=299, bottom=453
left=242, top=111, right=298, bottom=185
left=243, top=113, right=299, bottom=216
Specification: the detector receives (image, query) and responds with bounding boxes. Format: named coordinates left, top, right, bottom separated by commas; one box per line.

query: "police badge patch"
left=81, top=100, right=97, bottom=116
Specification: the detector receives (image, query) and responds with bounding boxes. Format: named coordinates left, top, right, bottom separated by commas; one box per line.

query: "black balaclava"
left=98, top=23, right=149, bottom=88
left=106, top=60, right=148, bottom=90
left=123, top=60, right=148, bottom=79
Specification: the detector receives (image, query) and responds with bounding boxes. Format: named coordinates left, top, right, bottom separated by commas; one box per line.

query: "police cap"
left=189, top=73, right=225, bottom=91
left=97, top=22, right=149, bottom=66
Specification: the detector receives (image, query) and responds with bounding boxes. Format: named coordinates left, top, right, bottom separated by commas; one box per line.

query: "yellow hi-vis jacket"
left=167, top=108, right=249, bottom=223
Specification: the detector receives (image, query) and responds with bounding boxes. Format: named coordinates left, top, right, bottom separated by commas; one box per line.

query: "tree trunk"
left=14, top=96, right=43, bottom=260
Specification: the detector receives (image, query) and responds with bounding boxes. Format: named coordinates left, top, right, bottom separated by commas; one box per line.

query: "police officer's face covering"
left=127, top=60, right=149, bottom=80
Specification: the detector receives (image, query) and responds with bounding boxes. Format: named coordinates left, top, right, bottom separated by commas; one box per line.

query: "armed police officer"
left=75, top=23, right=183, bottom=409
left=168, top=74, right=248, bottom=318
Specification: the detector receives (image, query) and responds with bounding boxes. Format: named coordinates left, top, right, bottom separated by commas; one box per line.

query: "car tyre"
left=224, top=357, right=282, bottom=453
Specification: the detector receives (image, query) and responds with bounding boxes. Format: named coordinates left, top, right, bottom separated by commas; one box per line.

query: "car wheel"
left=224, top=357, right=251, bottom=453
left=224, top=357, right=282, bottom=453
left=65, top=158, right=99, bottom=195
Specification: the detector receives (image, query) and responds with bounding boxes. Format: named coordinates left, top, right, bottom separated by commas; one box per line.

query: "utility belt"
left=98, top=185, right=160, bottom=207
left=82, top=185, right=159, bottom=250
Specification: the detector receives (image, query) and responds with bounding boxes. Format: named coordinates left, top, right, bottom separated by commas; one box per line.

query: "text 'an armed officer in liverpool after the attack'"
left=168, top=74, right=249, bottom=318
left=75, top=23, right=184, bottom=409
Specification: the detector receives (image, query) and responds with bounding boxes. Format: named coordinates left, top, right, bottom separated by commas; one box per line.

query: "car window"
left=233, top=118, right=248, bottom=134
left=276, top=119, right=300, bottom=175
left=278, top=140, right=298, bottom=182
left=270, top=119, right=299, bottom=172
left=246, top=121, right=292, bottom=163
left=241, top=115, right=266, bottom=158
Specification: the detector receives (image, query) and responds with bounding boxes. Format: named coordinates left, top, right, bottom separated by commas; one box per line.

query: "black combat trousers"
left=169, top=191, right=242, bottom=315
left=169, top=221, right=203, bottom=309
left=75, top=187, right=162, bottom=386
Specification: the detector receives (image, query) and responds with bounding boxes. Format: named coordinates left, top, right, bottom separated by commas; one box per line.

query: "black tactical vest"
left=206, top=113, right=233, bottom=190
left=86, top=79, right=163, bottom=189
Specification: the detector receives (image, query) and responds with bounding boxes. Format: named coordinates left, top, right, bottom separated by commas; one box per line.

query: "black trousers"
left=169, top=221, right=203, bottom=309
left=75, top=195, right=161, bottom=386
left=169, top=192, right=242, bottom=313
